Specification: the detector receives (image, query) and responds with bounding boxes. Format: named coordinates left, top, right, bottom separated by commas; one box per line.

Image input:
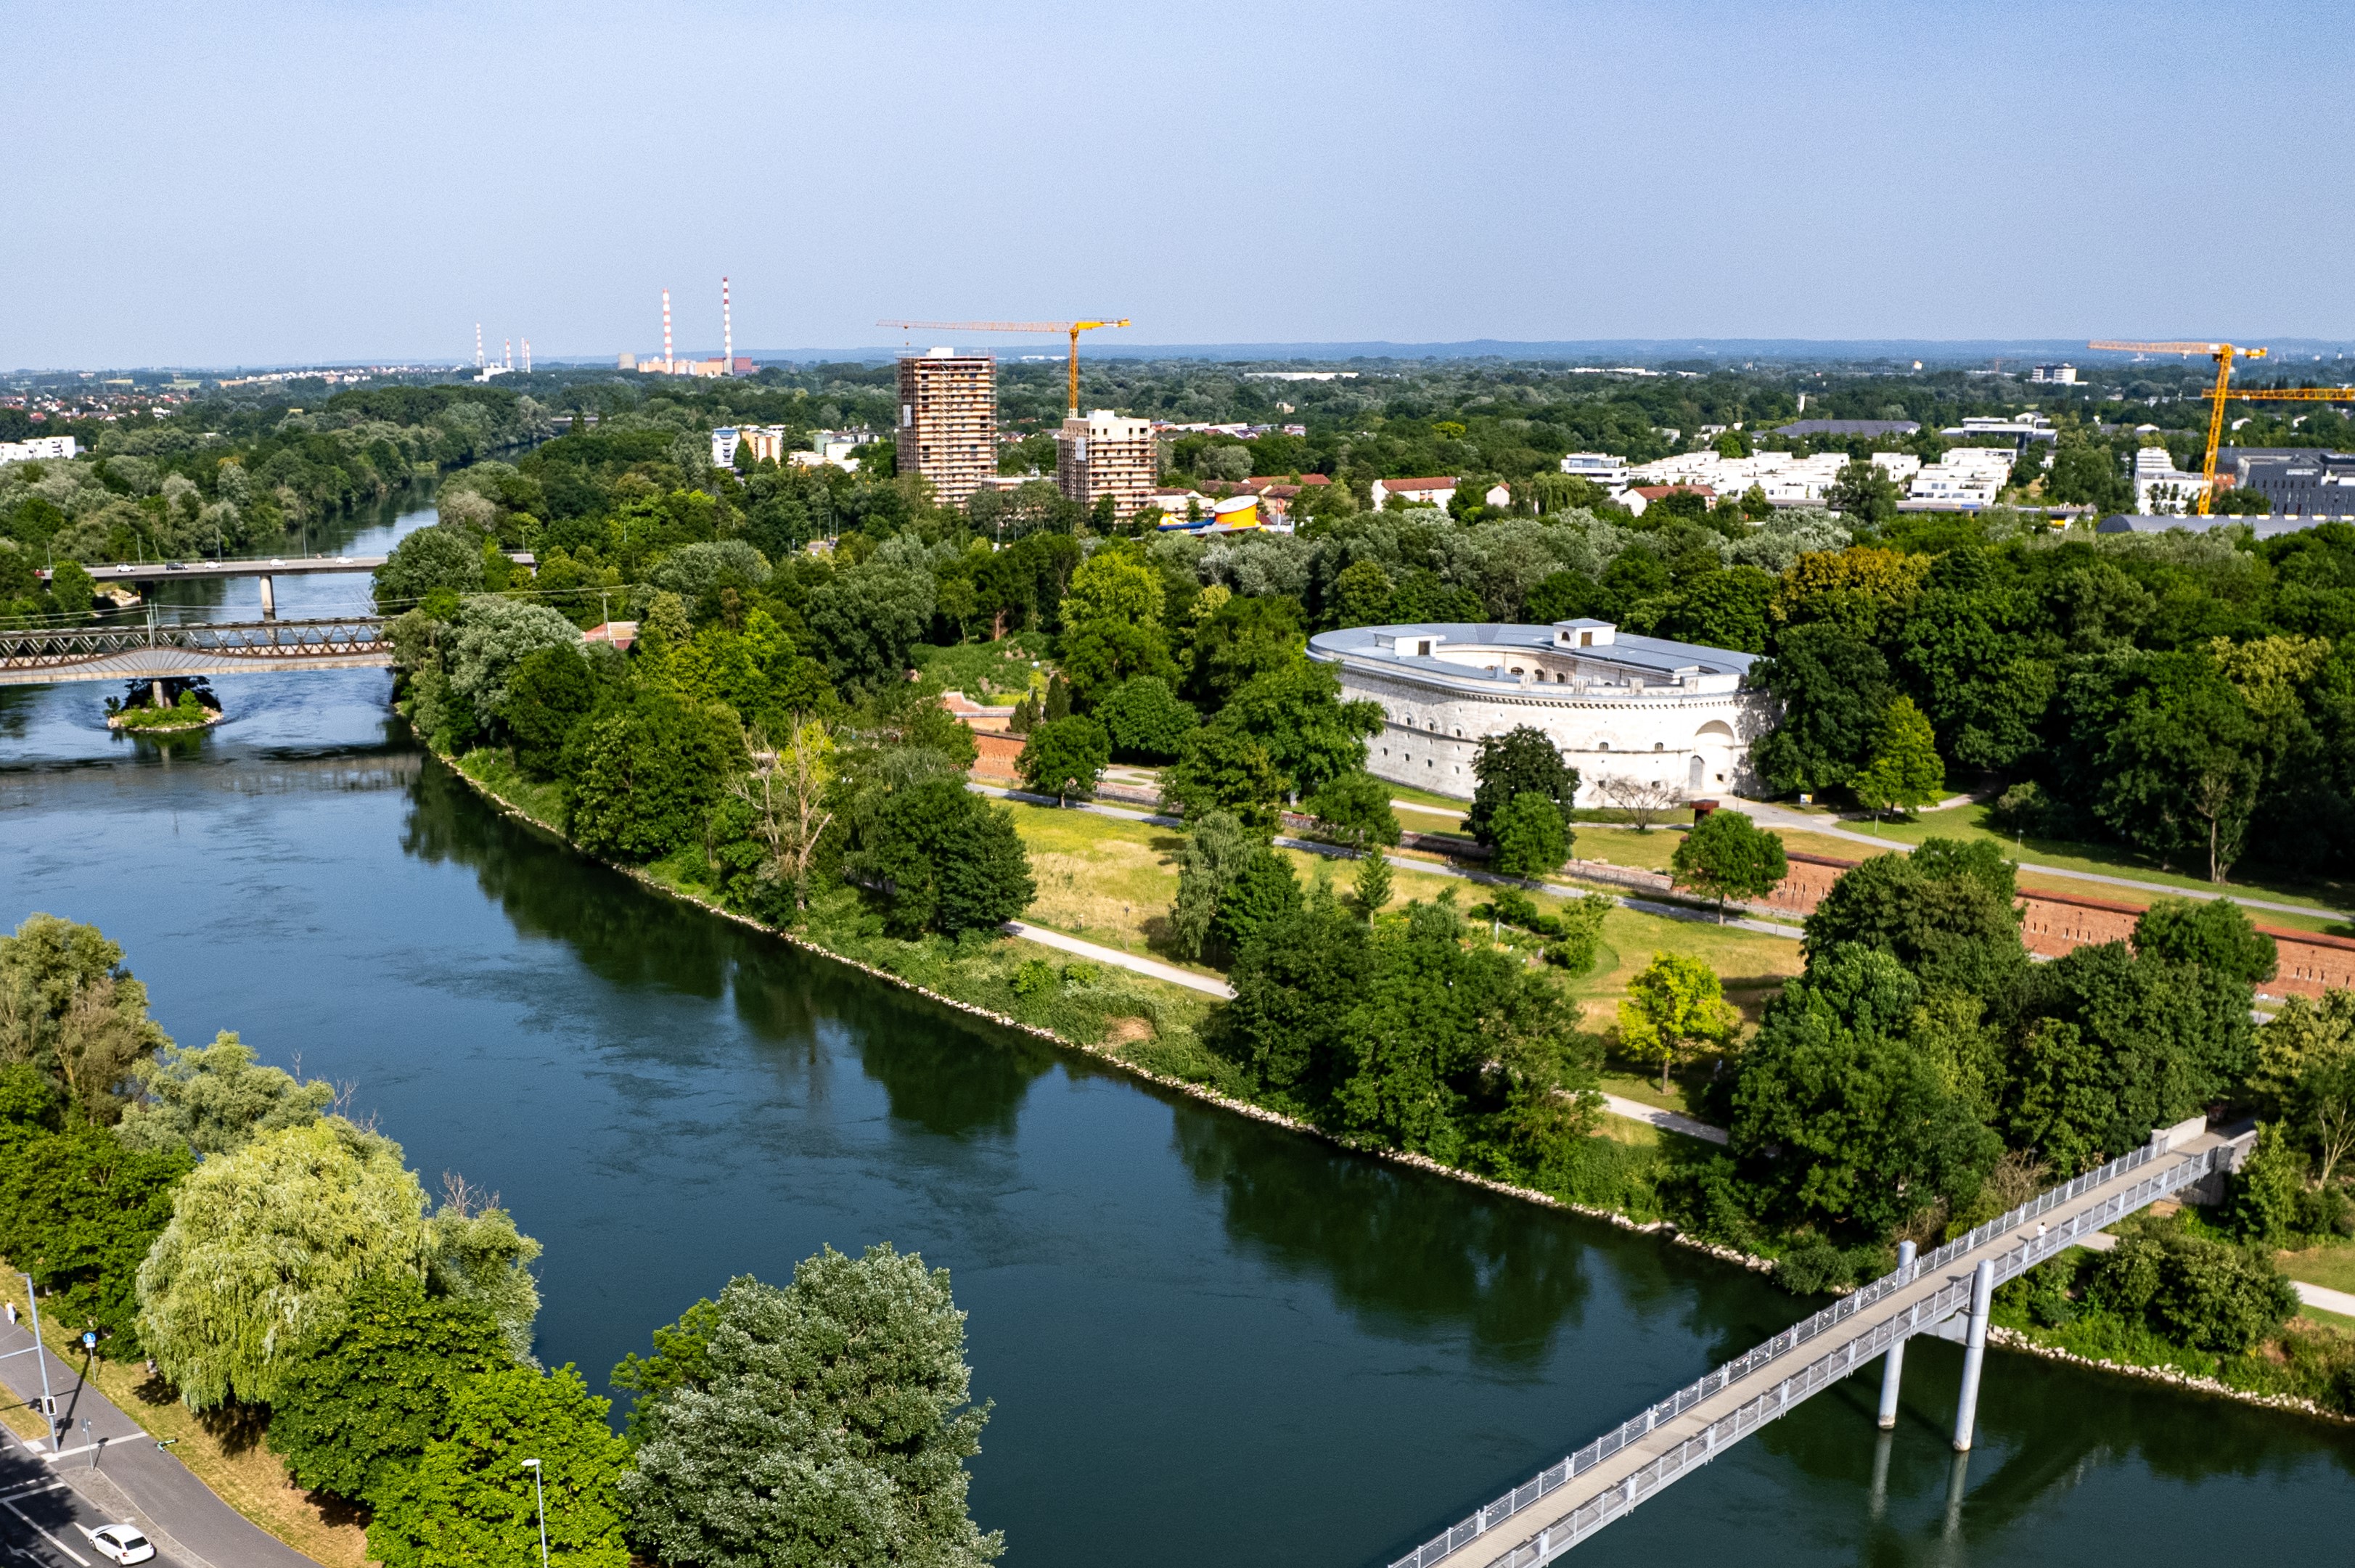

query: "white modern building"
left=2132, top=446, right=2210, bottom=514
left=2030, top=364, right=2079, bottom=385
left=1904, top=446, right=2015, bottom=509
left=0, top=435, right=78, bottom=465
left=1627, top=448, right=1920, bottom=507
left=1370, top=476, right=1458, bottom=511
left=1558, top=452, right=1631, bottom=493
left=1308, top=618, right=1772, bottom=803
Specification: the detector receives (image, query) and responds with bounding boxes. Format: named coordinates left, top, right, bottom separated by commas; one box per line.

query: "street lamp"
left=520, top=1458, right=549, bottom=1568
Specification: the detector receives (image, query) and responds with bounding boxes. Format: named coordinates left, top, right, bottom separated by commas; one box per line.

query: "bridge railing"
left=0, top=617, right=390, bottom=668
left=1386, top=1136, right=2227, bottom=1568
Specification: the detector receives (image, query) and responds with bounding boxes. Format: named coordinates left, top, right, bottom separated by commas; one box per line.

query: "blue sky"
left=8, top=0, right=2354, bottom=368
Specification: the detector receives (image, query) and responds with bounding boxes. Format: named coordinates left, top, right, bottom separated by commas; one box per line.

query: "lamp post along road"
left=521, top=1458, right=550, bottom=1568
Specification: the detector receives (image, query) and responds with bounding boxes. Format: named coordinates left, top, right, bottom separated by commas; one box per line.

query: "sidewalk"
left=0, top=1320, right=319, bottom=1568
left=1732, top=797, right=2354, bottom=923
left=1000, top=920, right=1234, bottom=998
left=1599, top=1093, right=1729, bottom=1146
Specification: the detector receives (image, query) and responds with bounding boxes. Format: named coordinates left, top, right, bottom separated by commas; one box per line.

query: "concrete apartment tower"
left=1056, top=409, right=1158, bottom=520
left=896, top=348, right=996, bottom=507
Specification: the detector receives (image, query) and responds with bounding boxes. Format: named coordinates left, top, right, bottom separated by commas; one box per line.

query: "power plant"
left=621, top=279, right=751, bottom=377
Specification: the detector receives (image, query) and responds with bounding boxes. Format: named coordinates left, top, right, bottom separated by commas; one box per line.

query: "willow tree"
left=137, top=1118, right=431, bottom=1407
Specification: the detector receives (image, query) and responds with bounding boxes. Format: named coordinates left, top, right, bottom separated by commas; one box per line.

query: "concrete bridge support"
left=1875, top=1240, right=1916, bottom=1430
left=1951, top=1259, right=1996, bottom=1452
left=258, top=574, right=277, bottom=620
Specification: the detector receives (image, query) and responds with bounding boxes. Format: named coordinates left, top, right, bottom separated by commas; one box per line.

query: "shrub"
left=2087, top=1226, right=2299, bottom=1355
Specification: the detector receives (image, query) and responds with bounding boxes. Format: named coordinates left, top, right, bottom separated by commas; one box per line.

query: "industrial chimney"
left=475, top=322, right=483, bottom=370
left=662, top=289, right=673, bottom=374
left=722, top=276, right=732, bottom=376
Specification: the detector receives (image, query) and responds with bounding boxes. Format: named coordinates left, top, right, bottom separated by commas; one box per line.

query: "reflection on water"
left=4, top=533, right=2355, bottom=1567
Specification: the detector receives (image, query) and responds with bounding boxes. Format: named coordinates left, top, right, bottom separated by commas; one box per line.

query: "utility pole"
left=21, top=1276, right=55, bottom=1451
left=520, top=1458, right=550, bottom=1568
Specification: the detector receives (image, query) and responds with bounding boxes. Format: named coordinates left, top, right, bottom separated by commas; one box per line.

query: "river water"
left=1, top=499, right=2349, bottom=1565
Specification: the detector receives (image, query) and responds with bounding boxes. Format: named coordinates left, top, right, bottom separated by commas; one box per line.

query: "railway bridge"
left=1391, top=1117, right=2256, bottom=1568
left=0, top=617, right=393, bottom=689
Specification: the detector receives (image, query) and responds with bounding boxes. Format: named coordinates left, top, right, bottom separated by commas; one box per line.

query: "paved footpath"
left=0, top=1321, right=319, bottom=1568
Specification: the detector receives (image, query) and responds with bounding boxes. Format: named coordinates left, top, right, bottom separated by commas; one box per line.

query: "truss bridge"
left=0, top=617, right=395, bottom=687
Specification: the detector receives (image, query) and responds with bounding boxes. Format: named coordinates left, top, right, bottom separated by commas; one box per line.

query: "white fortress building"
left=1306, top=619, right=1774, bottom=803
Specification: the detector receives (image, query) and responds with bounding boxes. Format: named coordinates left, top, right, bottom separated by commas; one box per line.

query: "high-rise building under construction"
left=1057, top=409, right=1158, bottom=520
left=896, top=348, right=996, bottom=506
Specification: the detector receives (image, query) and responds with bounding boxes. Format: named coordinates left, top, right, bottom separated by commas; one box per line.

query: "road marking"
left=0, top=1498, right=86, bottom=1565
left=0, top=1484, right=62, bottom=1505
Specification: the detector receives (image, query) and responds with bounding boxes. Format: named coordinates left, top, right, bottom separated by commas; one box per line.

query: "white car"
left=84, top=1524, right=156, bottom=1564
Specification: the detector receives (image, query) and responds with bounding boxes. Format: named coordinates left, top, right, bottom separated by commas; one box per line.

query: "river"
left=1, top=498, right=2349, bottom=1564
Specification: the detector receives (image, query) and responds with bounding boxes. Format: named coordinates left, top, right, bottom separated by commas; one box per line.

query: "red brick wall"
left=1758, top=849, right=2352, bottom=999
left=971, top=731, right=1023, bottom=782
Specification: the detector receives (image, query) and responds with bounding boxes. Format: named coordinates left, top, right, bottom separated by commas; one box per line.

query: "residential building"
left=0, top=435, right=78, bottom=464
left=1558, top=452, right=1631, bottom=493
left=2131, top=446, right=2211, bottom=514
left=1774, top=419, right=1920, bottom=439
left=1056, top=409, right=1158, bottom=520
left=1903, top=447, right=2016, bottom=510
left=710, top=427, right=742, bottom=467
left=1625, top=449, right=1920, bottom=509
left=787, top=428, right=872, bottom=469
left=897, top=348, right=997, bottom=507
left=1369, top=476, right=1457, bottom=511
left=1309, top=617, right=1771, bottom=802
left=2031, top=364, right=2079, bottom=385
left=1150, top=486, right=1213, bottom=514
left=1938, top=412, right=2057, bottom=451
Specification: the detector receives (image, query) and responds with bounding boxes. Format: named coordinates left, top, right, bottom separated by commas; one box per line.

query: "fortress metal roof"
left=1307, top=621, right=1758, bottom=688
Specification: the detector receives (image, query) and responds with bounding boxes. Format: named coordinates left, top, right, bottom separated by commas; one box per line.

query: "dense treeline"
left=0, top=385, right=549, bottom=622
left=0, top=912, right=999, bottom=1568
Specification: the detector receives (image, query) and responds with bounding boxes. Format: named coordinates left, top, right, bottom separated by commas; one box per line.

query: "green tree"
left=1617, top=952, right=1740, bottom=1091
left=1062, top=544, right=1163, bottom=628
left=1160, top=724, right=1286, bottom=830
left=1187, top=594, right=1306, bottom=707
left=1210, top=892, right=1373, bottom=1108
left=1465, top=726, right=1578, bottom=847
left=1851, top=696, right=1945, bottom=818
left=1094, top=676, right=1198, bottom=760
left=445, top=597, right=584, bottom=732
left=566, top=693, right=743, bottom=861
left=1729, top=945, right=2000, bottom=1239
left=374, top=524, right=491, bottom=611
left=1056, top=618, right=1177, bottom=702
left=1349, top=849, right=1394, bottom=921
left=1169, top=810, right=1259, bottom=960
left=115, top=1031, right=332, bottom=1157
left=0, top=913, right=171, bottom=1120
left=1207, top=660, right=1383, bottom=799
left=137, top=1118, right=433, bottom=1407
left=1017, top=714, right=1110, bottom=805
left=268, top=1273, right=513, bottom=1507
left=609, top=1295, right=724, bottom=1442
left=1302, top=770, right=1400, bottom=847
left=1213, top=849, right=1306, bottom=961
left=1748, top=622, right=1896, bottom=797
left=618, top=1249, right=1001, bottom=1568
left=427, top=1201, right=544, bottom=1366
left=2055, top=648, right=2260, bottom=882
left=1491, top=791, right=1572, bottom=880
left=1671, top=808, right=1788, bottom=921
left=806, top=563, right=935, bottom=691
left=369, top=1365, right=632, bottom=1568
left=2228, top=1122, right=2307, bottom=1244
left=2249, top=990, right=2355, bottom=1183
left=846, top=779, right=1035, bottom=937
left=0, top=1124, right=189, bottom=1355
left=1327, top=559, right=1395, bottom=628
left=499, top=644, right=599, bottom=779
left=48, top=559, right=96, bottom=617
left=1825, top=459, right=1901, bottom=523
left=2131, top=897, right=2277, bottom=988
left=1801, top=845, right=2027, bottom=1001
left=2085, top=1225, right=2298, bottom=1354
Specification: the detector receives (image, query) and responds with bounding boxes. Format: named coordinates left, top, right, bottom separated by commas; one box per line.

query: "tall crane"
left=877, top=319, right=1131, bottom=416
left=2086, top=340, right=2266, bottom=514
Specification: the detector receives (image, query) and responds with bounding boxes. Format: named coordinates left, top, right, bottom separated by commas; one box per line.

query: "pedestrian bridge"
left=1391, top=1119, right=2255, bottom=1568
left=0, top=617, right=393, bottom=686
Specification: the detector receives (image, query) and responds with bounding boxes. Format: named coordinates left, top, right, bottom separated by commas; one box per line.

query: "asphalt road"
left=0, top=1321, right=317, bottom=1568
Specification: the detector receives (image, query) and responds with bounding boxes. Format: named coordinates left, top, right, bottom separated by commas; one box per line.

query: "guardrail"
left=1388, top=1135, right=2233, bottom=1568
left=0, top=617, right=391, bottom=669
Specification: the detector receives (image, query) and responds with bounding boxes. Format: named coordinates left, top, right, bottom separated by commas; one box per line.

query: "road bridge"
left=1391, top=1118, right=2255, bottom=1568
left=0, top=617, right=393, bottom=687
left=38, top=552, right=532, bottom=617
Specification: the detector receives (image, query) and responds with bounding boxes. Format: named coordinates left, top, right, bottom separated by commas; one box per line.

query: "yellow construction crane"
left=2087, top=340, right=2266, bottom=513
left=877, top=319, right=1131, bottom=416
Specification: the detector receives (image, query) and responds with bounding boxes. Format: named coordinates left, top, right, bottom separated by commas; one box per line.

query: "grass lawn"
left=458, top=750, right=567, bottom=829
left=1002, top=803, right=1215, bottom=970
left=1387, top=781, right=1475, bottom=810
left=2278, top=1241, right=2355, bottom=1295
left=1393, top=800, right=1470, bottom=833
left=0, top=1299, right=370, bottom=1567
left=1842, top=802, right=2354, bottom=914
